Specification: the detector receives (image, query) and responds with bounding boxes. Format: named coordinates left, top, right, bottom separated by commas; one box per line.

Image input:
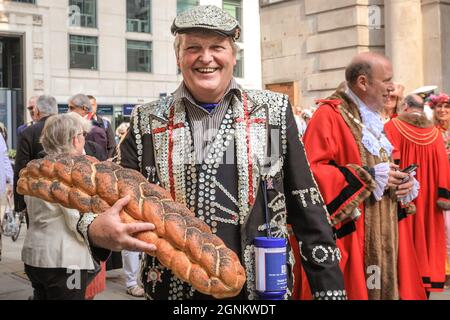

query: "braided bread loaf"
left=17, top=154, right=246, bottom=299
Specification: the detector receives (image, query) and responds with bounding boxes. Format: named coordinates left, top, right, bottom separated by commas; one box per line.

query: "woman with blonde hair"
left=382, top=83, right=405, bottom=123
left=430, top=93, right=450, bottom=156
left=21, top=113, right=96, bottom=299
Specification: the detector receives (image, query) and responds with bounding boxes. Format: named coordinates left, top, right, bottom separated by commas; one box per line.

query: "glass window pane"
left=69, top=0, right=97, bottom=28
left=176, top=0, right=199, bottom=15
left=127, top=40, right=152, bottom=73
left=69, top=35, right=98, bottom=70
left=223, top=0, right=243, bottom=40
left=234, top=50, right=244, bottom=78
left=127, top=0, right=151, bottom=33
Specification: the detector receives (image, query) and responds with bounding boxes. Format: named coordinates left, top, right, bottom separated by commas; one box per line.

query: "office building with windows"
left=0, top=0, right=262, bottom=147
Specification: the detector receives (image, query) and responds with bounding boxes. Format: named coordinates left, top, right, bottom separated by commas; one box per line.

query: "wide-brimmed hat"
left=171, top=5, right=241, bottom=41
left=411, top=85, right=438, bottom=100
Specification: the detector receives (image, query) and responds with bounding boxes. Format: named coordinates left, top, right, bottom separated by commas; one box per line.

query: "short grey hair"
left=36, top=95, right=58, bottom=117
left=68, top=93, right=92, bottom=112
left=404, top=94, right=424, bottom=109
left=173, top=33, right=240, bottom=60
left=28, top=95, right=39, bottom=106
left=345, top=61, right=373, bottom=87
left=40, top=113, right=92, bottom=156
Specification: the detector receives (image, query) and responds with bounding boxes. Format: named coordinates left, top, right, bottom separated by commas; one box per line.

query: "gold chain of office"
left=392, top=118, right=440, bottom=145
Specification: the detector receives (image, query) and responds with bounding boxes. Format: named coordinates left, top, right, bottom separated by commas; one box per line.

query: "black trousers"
left=24, top=264, right=90, bottom=300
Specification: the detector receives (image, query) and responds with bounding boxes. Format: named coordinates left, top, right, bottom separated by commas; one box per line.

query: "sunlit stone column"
left=385, top=0, right=424, bottom=93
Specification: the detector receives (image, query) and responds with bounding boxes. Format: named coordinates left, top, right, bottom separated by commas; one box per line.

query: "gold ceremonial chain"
left=340, top=106, right=389, bottom=162
left=393, top=118, right=437, bottom=136
left=392, top=118, right=440, bottom=146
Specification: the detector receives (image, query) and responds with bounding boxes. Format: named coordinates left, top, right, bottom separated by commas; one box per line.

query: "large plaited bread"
left=17, top=154, right=246, bottom=299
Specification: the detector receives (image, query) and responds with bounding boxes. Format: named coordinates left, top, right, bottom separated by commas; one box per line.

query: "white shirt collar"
left=346, top=89, right=393, bottom=158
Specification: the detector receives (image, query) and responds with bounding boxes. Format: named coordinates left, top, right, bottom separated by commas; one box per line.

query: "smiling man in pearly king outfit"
left=77, top=5, right=345, bottom=300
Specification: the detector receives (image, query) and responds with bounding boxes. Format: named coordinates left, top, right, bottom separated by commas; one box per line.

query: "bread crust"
left=17, top=154, right=246, bottom=298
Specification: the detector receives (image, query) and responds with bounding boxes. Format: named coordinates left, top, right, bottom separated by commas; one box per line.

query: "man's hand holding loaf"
left=17, top=154, right=246, bottom=298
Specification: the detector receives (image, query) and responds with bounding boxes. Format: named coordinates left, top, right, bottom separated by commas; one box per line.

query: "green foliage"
left=8, top=149, right=16, bottom=159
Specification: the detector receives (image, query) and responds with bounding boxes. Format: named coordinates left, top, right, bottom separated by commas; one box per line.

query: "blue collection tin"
left=254, top=237, right=287, bottom=300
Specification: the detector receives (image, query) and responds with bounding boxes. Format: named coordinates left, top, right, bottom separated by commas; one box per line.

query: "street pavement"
left=1, top=225, right=449, bottom=300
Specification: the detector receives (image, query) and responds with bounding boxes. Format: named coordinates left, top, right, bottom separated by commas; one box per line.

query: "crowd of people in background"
left=0, top=83, right=449, bottom=300
left=0, top=93, right=137, bottom=299
left=295, top=79, right=450, bottom=295
left=0, top=82, right=449, bottom=300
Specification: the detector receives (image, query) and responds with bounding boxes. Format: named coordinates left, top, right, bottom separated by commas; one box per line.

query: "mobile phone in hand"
left=400, top=164, right=418, bottom=183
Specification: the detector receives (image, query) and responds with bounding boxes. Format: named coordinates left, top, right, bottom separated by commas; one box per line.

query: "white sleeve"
left=372, top=162, right=390, bottom=201
left=398, top=175, right=420, bottom=205
left=61, top=206, right=87, bottom=243
left=0, top=135, right=13, bottom=184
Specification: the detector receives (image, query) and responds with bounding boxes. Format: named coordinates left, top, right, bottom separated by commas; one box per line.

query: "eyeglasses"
left=77, top=131, right=88, bottom=138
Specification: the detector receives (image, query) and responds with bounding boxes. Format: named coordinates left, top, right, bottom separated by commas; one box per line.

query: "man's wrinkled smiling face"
left=177, top=32, right=237, bottom=103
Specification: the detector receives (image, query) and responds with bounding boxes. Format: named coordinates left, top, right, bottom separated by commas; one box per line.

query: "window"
left=234, top=50, right=244, bottom=78
left=127, top=40, right=152, bottom=73
left=127, top=0, right=151, bottom=33
left=176, top=0, right=198, bottom=15
left=69, top=0, right=97, bottom=28
left=175, top=0, right=199, bottom=74
left=223, top=0, right=243, bottom=40
left=69, top=35, right=98, bottom=70
left=12, top=0, right=36, bottom=3
left=259, top=0, right=290, bottom=7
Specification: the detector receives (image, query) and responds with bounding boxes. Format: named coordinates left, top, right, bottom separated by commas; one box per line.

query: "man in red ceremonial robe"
left=301, top=52, right=418, bottom=300
left=385, top=94, right=450, bottom=298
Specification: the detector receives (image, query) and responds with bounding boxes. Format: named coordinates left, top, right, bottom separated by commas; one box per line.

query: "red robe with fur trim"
left=299, top=90, right=410, bottom=300
left=385, top=114, right=450, bottom=294
left=301, top=97, right=379, bottom=300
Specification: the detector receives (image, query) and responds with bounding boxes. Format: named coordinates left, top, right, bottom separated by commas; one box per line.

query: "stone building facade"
left=260, top=0, right=450, bottom=109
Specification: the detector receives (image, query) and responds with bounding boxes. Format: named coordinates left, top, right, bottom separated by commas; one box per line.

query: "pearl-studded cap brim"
left=171, top=5, right=241, bottom=41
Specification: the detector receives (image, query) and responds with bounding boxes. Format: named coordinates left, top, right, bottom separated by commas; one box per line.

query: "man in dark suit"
left=13, top=95, right=58, bottom=226
left=84, top=140, right=107, bottom=161
left=87, top=95, right=117, bottom=158
left=68, top=94, right=108, bottom=157
left=17, top=96, right=39, bottom=135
